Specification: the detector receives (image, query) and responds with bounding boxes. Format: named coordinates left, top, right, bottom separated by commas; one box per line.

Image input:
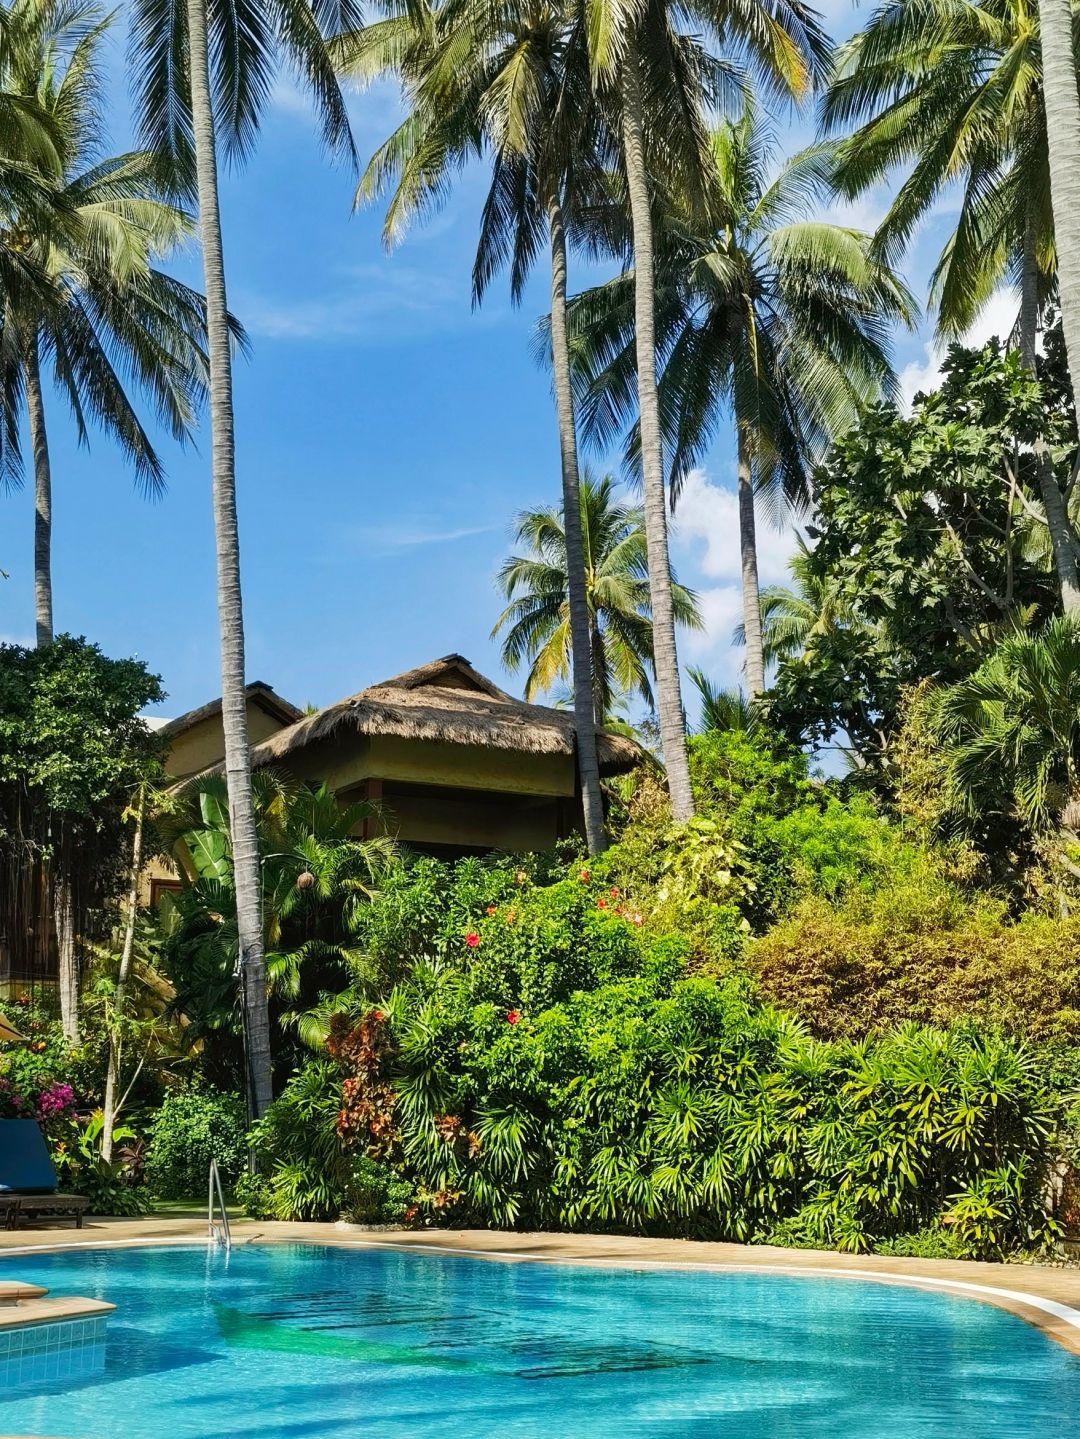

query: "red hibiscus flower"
left=506, top=1010, right=521, bottom=1025
left=464, top=930, right=480, bottom=949
left=596, top=897, right=607, bottom=909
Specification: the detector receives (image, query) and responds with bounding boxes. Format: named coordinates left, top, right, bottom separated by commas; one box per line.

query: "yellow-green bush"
left=753, top=892, right=1080, bottom=1044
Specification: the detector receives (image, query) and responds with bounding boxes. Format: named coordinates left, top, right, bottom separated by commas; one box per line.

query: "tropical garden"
left=3, top=0, right=1080, bottom=1264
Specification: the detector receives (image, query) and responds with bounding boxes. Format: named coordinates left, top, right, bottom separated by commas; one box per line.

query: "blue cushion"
left=0, top=1119, right=59, bottom=1194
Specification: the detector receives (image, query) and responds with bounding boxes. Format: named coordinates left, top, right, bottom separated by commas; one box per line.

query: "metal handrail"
left=208, top=1158, right=232, bottom=1252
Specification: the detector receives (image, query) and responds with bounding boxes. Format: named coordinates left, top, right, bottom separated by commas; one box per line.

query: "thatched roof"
left=249, top=654, right=643, bottom=775
left=158, top=682, right=303, bottom=740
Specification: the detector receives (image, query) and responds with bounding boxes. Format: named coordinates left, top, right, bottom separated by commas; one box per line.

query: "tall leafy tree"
left=570, top=109, right=913, bottom=697
left=337, top=0, right=614, bottom=853
left=579, top=0, right=833, bottom=817
left=129, top=0, right=358, bottom=1118
left=823, top=0, right=1080, bottom=610
left=493, top=469, right=701, bottom=717
left=0, top=0, right=214, bottom=647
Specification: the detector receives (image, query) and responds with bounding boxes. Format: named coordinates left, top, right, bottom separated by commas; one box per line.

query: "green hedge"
left=335, top=967, right=1063, bottom=1259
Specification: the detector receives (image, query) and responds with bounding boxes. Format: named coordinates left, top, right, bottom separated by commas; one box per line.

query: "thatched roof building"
left=247, top=655, right=644, bottom=855
left=150, top=655, right=645, bottom=863
left=250, top=654, right=641, bottom=776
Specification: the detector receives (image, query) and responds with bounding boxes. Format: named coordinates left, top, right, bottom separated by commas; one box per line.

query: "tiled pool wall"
left=0, top=1314, right=108, bottom=1389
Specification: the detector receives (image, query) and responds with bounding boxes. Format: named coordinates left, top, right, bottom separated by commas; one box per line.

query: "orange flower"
left=596, top=897, right=607, bottom=909
left=578, top=868, right=590, bottom=883
left=464, top=930, right=480, bottom=949
left=485, top=904, right=497, bottom=916
left=505, top=907, right=518, bottom=925
left=610, top=886, right=620, bottom=899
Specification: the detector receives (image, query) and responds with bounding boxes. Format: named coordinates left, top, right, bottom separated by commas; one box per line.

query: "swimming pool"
left=3, top=1243, right=1079, bottom=1437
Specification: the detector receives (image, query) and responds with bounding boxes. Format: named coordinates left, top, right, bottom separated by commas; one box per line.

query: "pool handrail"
left=208, top=1158, right=231, bottom=1252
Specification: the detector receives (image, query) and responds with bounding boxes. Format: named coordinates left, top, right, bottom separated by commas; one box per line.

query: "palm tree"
left=337, top=0, right=613, bottom=854
left=128, top=0, right=357, bottom=1119
left=687, top=668, right=756, bottom=733
left=493, top=470, right=701, bottom=720
left=578, top=0, right=833, bottom=818
left=570, top=109, right=914, bottom=699
left=1038, top=0, right=1080, bottom=421
left=731, top=536, right=864, bottom=666
left=1, top=0, right=215, bottom=649
left=931, top=616, right=1080, bottom=879
left=822, top=0, right=1080, bottom=611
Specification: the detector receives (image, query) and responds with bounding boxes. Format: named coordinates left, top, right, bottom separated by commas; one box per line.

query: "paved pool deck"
left=3, top=1216, right=1080, bottom=1356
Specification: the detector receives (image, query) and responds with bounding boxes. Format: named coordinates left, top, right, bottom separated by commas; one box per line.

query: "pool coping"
left=3, top=1220, right=1080, bottom=1356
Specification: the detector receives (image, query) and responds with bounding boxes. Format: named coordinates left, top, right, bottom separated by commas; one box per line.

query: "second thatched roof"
left=249, top=654, right=643, bottom=775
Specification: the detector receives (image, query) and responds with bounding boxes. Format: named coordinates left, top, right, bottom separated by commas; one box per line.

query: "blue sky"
left=0, top=3, right=1016, bottom=722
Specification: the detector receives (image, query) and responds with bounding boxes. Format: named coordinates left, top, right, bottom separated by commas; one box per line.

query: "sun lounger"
left=0, top=1118, right=89, bottom=1228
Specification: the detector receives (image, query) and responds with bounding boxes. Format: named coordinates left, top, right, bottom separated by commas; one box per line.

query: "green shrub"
left=753, top=891, right=1080, bottom=1044
left=144, top=1088, right=246, bottom=1199
left=336, top=966, right=1062, bottom=1260
left=241, top=1060, right=410, bottom=1223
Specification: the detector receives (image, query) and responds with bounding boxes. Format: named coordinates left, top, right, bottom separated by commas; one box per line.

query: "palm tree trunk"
left=619, top=36, right=694, bottom=822
left=102, top=790, right=145, bottom=1163
left=185, top=0, right=272, bottom=1120
left=1040, top=0, right=1080, bottom=402
left=737, top=429, right=765, bottom=695
left=547, top=187, right=606, bottom=854
left=1019, top=211, right=1080, bottom=612
left=25, top=332, right=53, bottom=647
left=53, top=828, right=78, bottom=1045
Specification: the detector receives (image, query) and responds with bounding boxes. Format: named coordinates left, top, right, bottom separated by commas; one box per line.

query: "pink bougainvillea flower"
left=464, top=930, right=480, bottom=948
left=506, top=1010, right=521, bottom=1025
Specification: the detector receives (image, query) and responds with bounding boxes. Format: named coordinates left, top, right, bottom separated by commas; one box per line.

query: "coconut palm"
left=931, top=616, right=1080, bottom=878
left=687, top=668, right=757, bottom=733
left=731, top=536, right=864, bottom=667
left=1038, top=0, right=1080, bottom=420
left=570, top=109, right=915, bottom=699
left=822, top=0, right=1080, bottom=611
left=0, top=0, right=215, bottom=650
left=577, top=0, right=833, bottom=818
left=493, top=470, right=702, bottom=718
left=128, top=0, right=357, bottom=1118
left=337, top=0, right=614, bottom=853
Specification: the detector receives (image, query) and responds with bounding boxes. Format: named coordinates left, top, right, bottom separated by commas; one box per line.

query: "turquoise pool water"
left=3, top=1243, right=1079, bottom=1437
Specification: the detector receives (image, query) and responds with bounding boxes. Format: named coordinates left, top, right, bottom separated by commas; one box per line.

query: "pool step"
left=0, top=1295, right=114, bottom=1330
left=0, top=1282, right=49, bottom=1306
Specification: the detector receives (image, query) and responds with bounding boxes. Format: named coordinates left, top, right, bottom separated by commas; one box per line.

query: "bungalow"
left=148, top=655, right=642, bottom=891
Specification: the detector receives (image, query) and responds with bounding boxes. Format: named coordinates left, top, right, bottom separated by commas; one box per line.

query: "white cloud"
left=237, top=261, right=487, bottom=344
left=899, top=287, right=1021, bottom=409
left=347, top=521, right=499, bottom=553
left=669, top=467, right=801, bottom=689
left=671, top=467, right=798, bottom=584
